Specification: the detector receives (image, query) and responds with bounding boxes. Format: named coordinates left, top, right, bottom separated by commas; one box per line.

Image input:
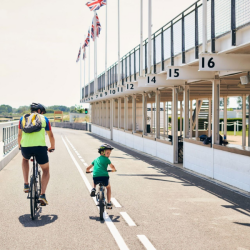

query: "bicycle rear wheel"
left=30, top=177, right=36, bottom=220
left=99, top=191, right=104, bottom=221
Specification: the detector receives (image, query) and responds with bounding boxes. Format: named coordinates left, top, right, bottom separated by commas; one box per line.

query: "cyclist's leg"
left=106, top=184, right=111, bottom=203
left=22, top=157, right=29, bottom=184
left=39, top=162, right=50, bottom=195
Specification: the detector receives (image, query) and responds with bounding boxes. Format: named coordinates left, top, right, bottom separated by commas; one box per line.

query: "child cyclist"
left=86, top=144, right=116, bottom=209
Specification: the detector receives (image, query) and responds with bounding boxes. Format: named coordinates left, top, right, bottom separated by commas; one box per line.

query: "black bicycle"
left=27, top=155, right=42, bottom=220
left=87, top=170, right=116, bottom=221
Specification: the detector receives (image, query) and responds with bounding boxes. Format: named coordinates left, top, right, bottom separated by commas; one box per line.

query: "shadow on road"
left=89, top=215, right=120, bottom=223
left=88, top=133, right=250, bottom=219
left=89, top=216, right=105, bottom=223
left=19, top=211, right=58, bottom=227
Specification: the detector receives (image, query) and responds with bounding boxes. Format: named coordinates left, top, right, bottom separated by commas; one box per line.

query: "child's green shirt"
left=92, top=155, right=111, bottom=177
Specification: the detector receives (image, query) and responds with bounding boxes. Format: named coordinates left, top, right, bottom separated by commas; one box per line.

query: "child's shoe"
left=90, top=188, right=96, bottom=197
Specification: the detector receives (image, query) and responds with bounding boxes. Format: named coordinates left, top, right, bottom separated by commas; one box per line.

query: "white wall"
left=214, top=149, right=250, bottom=192
left=184, top=142, right=213, bottom=178
left=92, top=124, right=111, bottom=140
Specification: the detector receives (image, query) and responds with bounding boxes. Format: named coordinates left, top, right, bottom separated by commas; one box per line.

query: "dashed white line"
left=80, top=159, right=85, bottom=162
left=137, top=235, right=156, bottom=250
left=120, top=212, right=136, bottom=227
left=62, top=137, right=129, bottom=250
left=111, top=198, right=122, bottom=208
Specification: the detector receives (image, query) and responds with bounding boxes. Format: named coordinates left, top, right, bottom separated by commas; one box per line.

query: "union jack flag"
left=86, top=0, right=106, bottom=11
left=91, top=13, right=101, bottom=41
left=82, top=29, right=90, bottom=49
left=76, top=47, right=81, bottom=62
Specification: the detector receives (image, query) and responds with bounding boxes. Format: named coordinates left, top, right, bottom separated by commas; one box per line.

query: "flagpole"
left=80, top=43, right=82, bottom=102
left=140, top=0, right=143, bottom=77
left=148, top=0, right=152, bottom=75
left=117, top=0, right=121, bottom=86
left=84, top=36, right=86, bottom=101
left=89, top=27, right=91, bottom=98
left=105, top=0, right=108, bottom=90
left=94, top=11, right=97, bottom=94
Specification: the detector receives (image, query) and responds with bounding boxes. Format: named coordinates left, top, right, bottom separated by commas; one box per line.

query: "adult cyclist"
left=18, top=103, right=55, bottom=205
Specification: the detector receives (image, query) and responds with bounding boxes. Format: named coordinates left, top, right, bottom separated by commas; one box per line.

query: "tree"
left=237, top=96, right=249, bottom=110
left=17, top=106, right=29, bottom=114
left=0, top=104, right=12, bottom=114
left=75, top=105, right=84, bottom=113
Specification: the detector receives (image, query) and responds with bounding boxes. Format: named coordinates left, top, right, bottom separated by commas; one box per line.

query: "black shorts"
left=93, top=176, right=109, bottom=187
left=21, top=146, right=49, bottom=165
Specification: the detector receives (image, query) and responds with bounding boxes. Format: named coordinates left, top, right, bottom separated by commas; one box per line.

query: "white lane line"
left=137, top=235, right=156, bottom=250
left=80, top=159, right=85, bottom=162
left=62, top=137, right=129, bottom=250
left=78, top=155, right=82, bottom=159
left=84, top=163, right=88, bottom=167
left=120, top=212, right=136, bottom=227
left=111, top=198, right=122, bottom=208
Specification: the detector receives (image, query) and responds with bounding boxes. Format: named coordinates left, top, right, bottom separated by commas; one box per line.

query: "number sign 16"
left=201, top=57, right=215, bottom=69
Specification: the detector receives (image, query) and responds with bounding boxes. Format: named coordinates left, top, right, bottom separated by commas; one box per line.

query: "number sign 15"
left=168, top=69, right=179, bottom=78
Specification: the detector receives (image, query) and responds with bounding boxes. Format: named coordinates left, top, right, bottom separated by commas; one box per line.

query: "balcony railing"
left=83, top=0, right=250, bottom=97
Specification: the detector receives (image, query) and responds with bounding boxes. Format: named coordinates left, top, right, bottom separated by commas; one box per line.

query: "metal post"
left=189, top=100, right=193, bottom=139
left=212, top=79, right=220, bottom=145
left=88, top=28, right=91, bottom=97
left=148, top=0, right=152, bottom=74
left=224, top=96, right=227, bottom=139
left=231, top=0, right=236, bottom=46
left=140, top=0, right=143, bottom=77
left=172, top=88, right=178, bottom=163
left=105, top=0, right=108, bottom=90
left=118, top=0, right=121, bottom=86
left=124, top=96, right=128, bottom=130
left=182, top=13, right=185, bottom=64
left=195, top=3, right=199, bottom=59
left=202, top=0, right=207, bottom=53
left=242, top=95, right=246, bottom=146
left=155, top=90, right=160, bottom=139
left=248, top=95, right=250, bottom=146
left=134, top=49, right=136, bottom=80
left=171, top=21, right=174, bottom=66
left=153, top=34, right=156, bottom=73
left=211, top=0, right=215, bottom=53
left=161, top=28, right=164, bottom=71
left=94, top=11, right=97, bottom=94
left=132, top=95, right=136, bottom=133
left=80, top=43, right=82, bottom=101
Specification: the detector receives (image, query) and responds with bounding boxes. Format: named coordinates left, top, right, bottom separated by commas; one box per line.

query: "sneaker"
left=39, top=194, right=48, bottom=206
left=24, top=184, right=29, bottom=193
left=106, top=202, right=113, bottom=209
left=90, top=188, right=96, bottom=197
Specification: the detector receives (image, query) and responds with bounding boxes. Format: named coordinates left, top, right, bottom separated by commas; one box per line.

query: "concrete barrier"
left=0, top=146, right=19, bottom=171
left=52, top=122, right=87, bottom=130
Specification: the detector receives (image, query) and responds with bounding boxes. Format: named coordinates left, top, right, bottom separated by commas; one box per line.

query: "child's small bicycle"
left=86, top=170, right=116, bottom=221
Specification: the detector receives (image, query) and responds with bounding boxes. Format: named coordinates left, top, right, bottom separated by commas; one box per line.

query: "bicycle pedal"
left=40, top=204, right=46, bottom=206
left=106, top=207, right=113, bottom=209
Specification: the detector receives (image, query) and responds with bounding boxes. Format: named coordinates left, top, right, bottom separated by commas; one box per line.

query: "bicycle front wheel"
left=30, top=177, right=36, bottom=220
left=99, top=191, right=104, bottom=221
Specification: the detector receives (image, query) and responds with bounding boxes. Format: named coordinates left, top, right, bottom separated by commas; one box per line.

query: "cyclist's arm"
left=18, top=129, right=22, bottom=148
left=86, top=164, right=93, bottom=173
left=109, top=163, right=116, bottom=172
left=46, top=131, right=55, bottom=151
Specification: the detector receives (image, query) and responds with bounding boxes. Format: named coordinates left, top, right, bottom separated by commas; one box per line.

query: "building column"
left=180, top=101, right=183, bottom=136
left=101, top=102, right=103, bottom=126
left=208, top=98, right=212, bottom=137
left=183, top=86, right=190, bottom=138
left=242, top=94, right=246, bottom=146
left=212, top=79, right=220, bottom=145
left=142, top=93, right=147, bottom=136
left=124, top=96, right=128, bottom=130
left=167, top=101, right=169, bottom=136
left=150, top=103, right=153, bottom=133
left=248, top=95, right=250, bottom=147
left=224, top=96, right=227, bottom=139
left=155, top=90, right=160, bottom=139
left=110, top=99, right=114, bottom=140
left=195, top=99, right=199, bottom=138
left=106, top=101, right=108, bottom=128
left=189, top=100, right=193, bottom=139
left=118, top=98, right=121, bottom=129
left=132, top=95, right=136, bottom=133
left=163, top=102, right=166, bottom=136
left=172, top=88, right=178, bottom=163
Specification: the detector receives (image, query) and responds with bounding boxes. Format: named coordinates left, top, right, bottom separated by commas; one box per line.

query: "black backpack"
left=20, top=113, right=43, bottom=133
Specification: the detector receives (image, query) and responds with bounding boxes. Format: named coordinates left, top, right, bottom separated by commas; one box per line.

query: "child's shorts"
left=93, top=176, right=109, bottom=186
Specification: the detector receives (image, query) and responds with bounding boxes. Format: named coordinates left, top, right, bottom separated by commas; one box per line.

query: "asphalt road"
left=0, top=127, right=250, bottom=250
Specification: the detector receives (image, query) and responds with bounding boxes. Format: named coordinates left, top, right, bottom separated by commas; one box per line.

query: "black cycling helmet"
left=98, top=144, right=114, bottom=154
left=30, top=102, right=46, bottom=114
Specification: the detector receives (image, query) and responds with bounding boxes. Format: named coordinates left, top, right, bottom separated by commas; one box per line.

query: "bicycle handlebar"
left=86, top=170, right=117, bottom=174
